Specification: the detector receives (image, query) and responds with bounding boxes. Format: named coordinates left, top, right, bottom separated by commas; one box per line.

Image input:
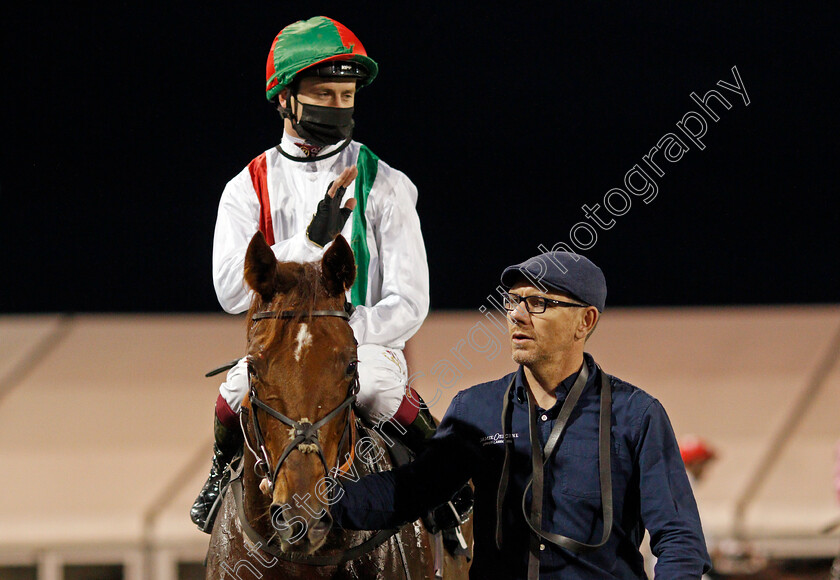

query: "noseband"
left=243, top=307, right=359, bottom=495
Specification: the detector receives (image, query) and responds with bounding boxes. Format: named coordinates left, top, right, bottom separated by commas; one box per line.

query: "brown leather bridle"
left=242, top=307, right=359, bottom=496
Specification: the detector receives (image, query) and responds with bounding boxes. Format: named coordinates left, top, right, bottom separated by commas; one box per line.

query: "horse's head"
left=242, top=231, right=357, bottom=554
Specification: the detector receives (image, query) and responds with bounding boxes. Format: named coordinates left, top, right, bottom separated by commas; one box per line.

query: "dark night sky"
left=2, top=2, right=838, bottom=313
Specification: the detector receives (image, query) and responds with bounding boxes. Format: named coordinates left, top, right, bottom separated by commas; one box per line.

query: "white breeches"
left=218, top=344, right=408, bottom=423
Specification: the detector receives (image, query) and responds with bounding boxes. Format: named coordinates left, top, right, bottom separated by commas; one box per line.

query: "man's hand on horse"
left=307, top=166, right=358, bottom=247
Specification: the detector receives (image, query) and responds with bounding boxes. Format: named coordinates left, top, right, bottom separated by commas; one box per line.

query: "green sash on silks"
left=350, top=145, right=379, bottom=307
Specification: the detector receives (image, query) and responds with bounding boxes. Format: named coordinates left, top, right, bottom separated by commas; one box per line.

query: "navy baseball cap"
left=501, top=251, right=607, bottom=312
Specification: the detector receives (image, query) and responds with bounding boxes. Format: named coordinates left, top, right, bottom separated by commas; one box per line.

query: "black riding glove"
left=307, top=181, right=353, bottom=247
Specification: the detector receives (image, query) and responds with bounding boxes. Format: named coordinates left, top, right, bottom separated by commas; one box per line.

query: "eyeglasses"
left=502, top=292, right=588, bottom=314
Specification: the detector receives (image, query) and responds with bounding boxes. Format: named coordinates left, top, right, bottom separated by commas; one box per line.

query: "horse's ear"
left=244, top=232, right=299, bottom=302
left=244, top=232, right=278, bottom=302
left=321, top=235, right=356, bottom=297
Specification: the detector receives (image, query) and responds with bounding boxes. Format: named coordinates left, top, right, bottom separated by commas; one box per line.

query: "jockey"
left=191, top=16, right=438, bottom=531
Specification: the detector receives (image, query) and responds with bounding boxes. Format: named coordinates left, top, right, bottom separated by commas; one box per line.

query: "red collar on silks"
left=295, top=141, right=323, bottom=157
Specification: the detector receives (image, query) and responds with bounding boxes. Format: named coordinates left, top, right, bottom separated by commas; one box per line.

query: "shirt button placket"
left=540, top=413, right=551, bottom=441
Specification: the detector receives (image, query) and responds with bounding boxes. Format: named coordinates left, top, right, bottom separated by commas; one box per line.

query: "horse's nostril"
left=311, top=512, right=332, bottom=532
left=308, top=511, right=332, bottom=542
left=269, top=504, right=286, bottom=528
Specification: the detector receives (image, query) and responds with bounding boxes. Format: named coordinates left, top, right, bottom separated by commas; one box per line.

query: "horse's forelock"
left=246, top=262, right=332, bottom=339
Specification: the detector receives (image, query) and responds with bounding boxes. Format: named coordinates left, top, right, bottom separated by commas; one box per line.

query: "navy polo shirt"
left=335, top=353, right=711, bottom=578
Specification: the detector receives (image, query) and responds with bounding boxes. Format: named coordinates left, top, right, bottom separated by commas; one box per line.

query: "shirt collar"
left=278, top=130, right=345, bottom=159
left=514, top=352, right=596, bottom=403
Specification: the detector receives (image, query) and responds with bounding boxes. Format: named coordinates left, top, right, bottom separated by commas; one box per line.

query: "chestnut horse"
left=205, top=232, right=472, bottom=579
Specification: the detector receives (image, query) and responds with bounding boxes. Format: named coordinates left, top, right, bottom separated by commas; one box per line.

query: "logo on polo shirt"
left=479, top=432, right=519, bottom=446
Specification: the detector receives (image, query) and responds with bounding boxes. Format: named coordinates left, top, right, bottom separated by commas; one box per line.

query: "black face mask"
left=290, top=102, right=355, bottom=147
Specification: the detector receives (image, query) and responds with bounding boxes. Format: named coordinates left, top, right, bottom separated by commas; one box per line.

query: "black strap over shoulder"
left=495, top=362, right=613, bottom=579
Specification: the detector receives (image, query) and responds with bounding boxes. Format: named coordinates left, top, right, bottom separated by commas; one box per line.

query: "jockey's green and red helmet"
left=265, top=16, right=379, bottom=103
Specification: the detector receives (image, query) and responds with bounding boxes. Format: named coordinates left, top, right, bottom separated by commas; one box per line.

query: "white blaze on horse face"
left=294, top=324, right=313, bottom=362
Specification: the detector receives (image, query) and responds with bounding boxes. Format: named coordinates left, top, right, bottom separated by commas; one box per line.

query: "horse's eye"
left=346, top=360, right=358, bottom=376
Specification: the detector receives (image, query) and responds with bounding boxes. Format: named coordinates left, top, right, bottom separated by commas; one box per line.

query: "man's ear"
left=577, top=307, right=599, bottom=340
left=277, top=88, right=289, bottom=110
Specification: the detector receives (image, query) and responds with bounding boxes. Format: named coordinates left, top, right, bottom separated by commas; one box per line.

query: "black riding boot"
left=190, top=416, right=243, bottom=533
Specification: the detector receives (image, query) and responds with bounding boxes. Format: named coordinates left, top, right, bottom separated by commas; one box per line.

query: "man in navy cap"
left=333, top=250, right=711, bottom=579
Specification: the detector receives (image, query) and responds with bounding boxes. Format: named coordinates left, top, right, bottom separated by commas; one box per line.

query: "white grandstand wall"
left=1, top=306, right=839, bottom=575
